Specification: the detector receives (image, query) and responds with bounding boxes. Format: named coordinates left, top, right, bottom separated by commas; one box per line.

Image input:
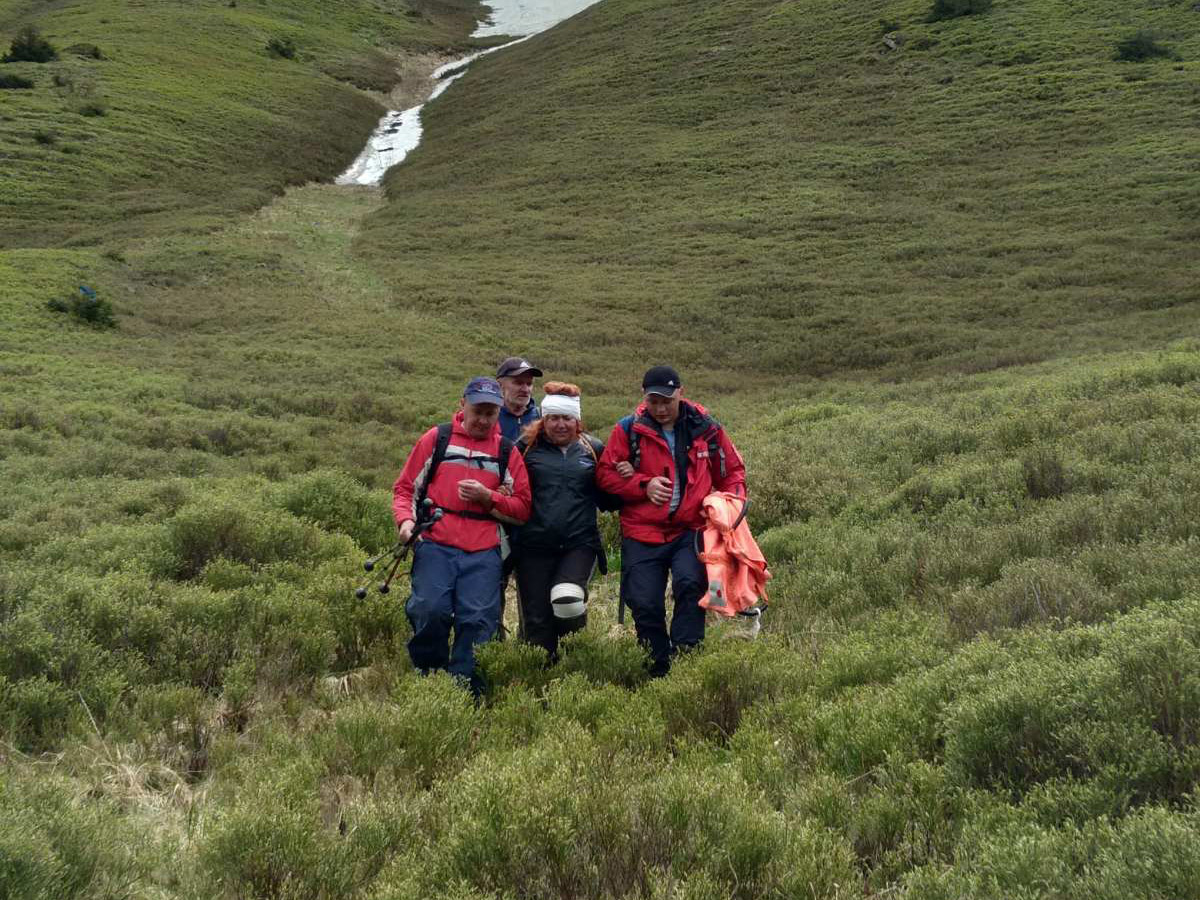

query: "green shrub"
left=198, top=754, right=415, bottom=900
left=400, top=734, right=858, bottom=900
left=928, top=0, right=992, bottom=22
left=64, top=42, right=104, bottom=60
left=0, top=774, right=156, bottom=899
left=0, top=674, right=73, bottom=751
left=368, top=676, right=476, bottom=783
left=905, top=801, right=1200, bottom=899
left=275, top=469, right=393, bottom=552
left=323, top=51, right=401, bottom=91
left=475, top=639, right=551, bottom=698
left=1023, top=447, right=1068, bottom=499
left=266, top=36, right=297, bottom=59
left=3, top=26, right=57, bottom=63
left=131, top=683, right=213, bottom=776
left=164, top=497, right=330, bottom=579
left=946, top=558, right=1114, bottom=637
left=647, top=641, right=803, bottom=745
left=940, top=600, right=1200, bottom=804
left=319, top=678, right=479, bottom=789
left=45, top=287, right=116, bottom=328
left=554, top=626, right=649, bottom=689
left=77, top=100, right=107, bottom=117
left=1115, top=30, right=1174, bottom=62
left=0, top=73, right=33, bottom=89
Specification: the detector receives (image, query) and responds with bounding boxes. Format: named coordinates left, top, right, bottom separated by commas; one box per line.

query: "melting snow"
left=337, top=1, right=600, bottom=187
left=472, top=0, right=601, bottom=38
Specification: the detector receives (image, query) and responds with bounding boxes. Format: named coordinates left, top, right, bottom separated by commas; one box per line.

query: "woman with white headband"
left=512, top=382, right=621, bottom=660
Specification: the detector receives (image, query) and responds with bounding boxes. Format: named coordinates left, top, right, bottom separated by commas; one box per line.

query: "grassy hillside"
left=359, top=0, right=1200, bottom=380
left=2, top=0, right=1200, bottom=897
left=0, top=0, right=482, bottom=247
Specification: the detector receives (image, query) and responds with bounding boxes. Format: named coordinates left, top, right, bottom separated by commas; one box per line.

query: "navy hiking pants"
left=620, top=531, right=706, bottom=677
left=406, top=539, right=502, bottom=693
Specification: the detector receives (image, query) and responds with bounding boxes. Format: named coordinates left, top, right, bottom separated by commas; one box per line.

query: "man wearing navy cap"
left=597, top=365, right=747, bottom=677
left=496, top=356, right=543, bottom=441
left=393, top=376, right=532, bottom=693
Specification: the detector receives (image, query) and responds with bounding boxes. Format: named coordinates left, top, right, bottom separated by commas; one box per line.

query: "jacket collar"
left=501, top=399, right=538, bottom=420
left=633, top=400, right=712, bottom=436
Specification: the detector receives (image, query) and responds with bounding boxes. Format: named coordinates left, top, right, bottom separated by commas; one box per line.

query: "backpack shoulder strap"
left=579, top=434, right=600, bottom=464
left=498, top=435, right=514, bottom=485
left=417, top=422, right=454, bottom=510
left=619, top=414, right=641, bottom=470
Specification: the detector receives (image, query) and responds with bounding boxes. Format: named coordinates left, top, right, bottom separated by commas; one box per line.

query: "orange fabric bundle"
left=698, top=491, right=771, bottom=616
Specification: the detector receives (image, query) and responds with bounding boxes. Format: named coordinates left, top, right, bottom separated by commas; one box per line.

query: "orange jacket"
left=698, top=492, right=771, bottom=616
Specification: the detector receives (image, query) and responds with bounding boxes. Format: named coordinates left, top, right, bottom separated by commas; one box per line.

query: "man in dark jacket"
left=597, top=366, right=746, bottom=676
left=496, top=356, right=542, bottom=440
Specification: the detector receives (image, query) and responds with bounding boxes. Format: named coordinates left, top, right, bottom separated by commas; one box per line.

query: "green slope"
left=0, top=0, right=482, bottom=247
left=358, top=0, right=1200, bottom=379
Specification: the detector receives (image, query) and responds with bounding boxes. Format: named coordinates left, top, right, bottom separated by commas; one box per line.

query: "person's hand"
left=398, top=519, right=416, bottom=544
left=615, top=461, right=634, bottom=478
left=458, top=479, right=494, bottom=508
left=645, top=475, right=673, bottom=505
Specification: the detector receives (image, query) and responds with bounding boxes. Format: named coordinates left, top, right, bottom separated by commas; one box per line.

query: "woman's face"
left=544, top=413, right=579, bottom=446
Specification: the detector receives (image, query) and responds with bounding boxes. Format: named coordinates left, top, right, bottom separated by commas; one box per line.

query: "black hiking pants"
left=514, top=546, right=596, bottom=660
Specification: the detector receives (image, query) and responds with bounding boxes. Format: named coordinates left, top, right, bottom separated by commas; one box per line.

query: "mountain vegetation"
left=2, top=0, right=1198, bottom=897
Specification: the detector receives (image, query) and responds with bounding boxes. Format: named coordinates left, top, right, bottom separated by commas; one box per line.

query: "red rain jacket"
left=699, top=492, right=771, bottom=616
left=392, top=412, right=531, bottom=553
left=597, top=400, right=746, bottom=544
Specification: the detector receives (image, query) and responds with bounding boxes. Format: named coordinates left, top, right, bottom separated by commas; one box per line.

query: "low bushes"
left=275, top=469, right=395, bottom=554
left=197, top=756, right=416, bottom=900
left=927, top=0, right=992, bottom=22
left=318, top=676, right=479, bottom=789
left=1115, top=30, right=1175, bottom=62
left=165, top=496, right=337, bottom=579
left=64, top=43, right=104, bottom=60
left=3, top=26, right=57, bottom=63
left=0, top=773, right=156, bottom=899
left=647, top=640, right=803, bottom=744
left=377, top=726, right=859, bottom=900
left=46, top=287, right=116, bottom=328
left=905, top=802, right=1200, bottom=899
left=266, top=36, right=297, bottom=59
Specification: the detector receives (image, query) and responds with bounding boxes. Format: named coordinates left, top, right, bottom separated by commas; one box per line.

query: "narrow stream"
left=336, top=0, right=601, bottom=187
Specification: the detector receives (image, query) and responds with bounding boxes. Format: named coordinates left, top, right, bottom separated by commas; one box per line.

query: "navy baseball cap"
left=642, top=365, right=682, bottom=397
left=463, top=376, right=503, bottom=406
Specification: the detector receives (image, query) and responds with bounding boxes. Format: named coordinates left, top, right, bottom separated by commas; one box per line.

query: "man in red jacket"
left=393, top=377, right=532, bottom=693
left=597, top=366, right=746, bottom=676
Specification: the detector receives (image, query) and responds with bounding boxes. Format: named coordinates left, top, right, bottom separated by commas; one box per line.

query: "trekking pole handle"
left=730, top=497, right=752, bottom=533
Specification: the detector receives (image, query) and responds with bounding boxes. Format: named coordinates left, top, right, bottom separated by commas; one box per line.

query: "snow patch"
left=472, top=0, right=601, bottom=38
left=337, top=1, right=601, bottom=186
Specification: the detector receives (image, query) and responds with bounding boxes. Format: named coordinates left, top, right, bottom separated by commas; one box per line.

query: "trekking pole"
left=363, top=543, right=403, bottom=572
left=353, top=505, right=443, bottom=599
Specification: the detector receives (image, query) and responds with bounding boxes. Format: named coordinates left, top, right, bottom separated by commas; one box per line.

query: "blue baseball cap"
left=463, top=376, right=503, bottom=406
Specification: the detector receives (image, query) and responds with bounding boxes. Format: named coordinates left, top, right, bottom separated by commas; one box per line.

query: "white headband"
left=541, top=394, right=581, bottom=420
